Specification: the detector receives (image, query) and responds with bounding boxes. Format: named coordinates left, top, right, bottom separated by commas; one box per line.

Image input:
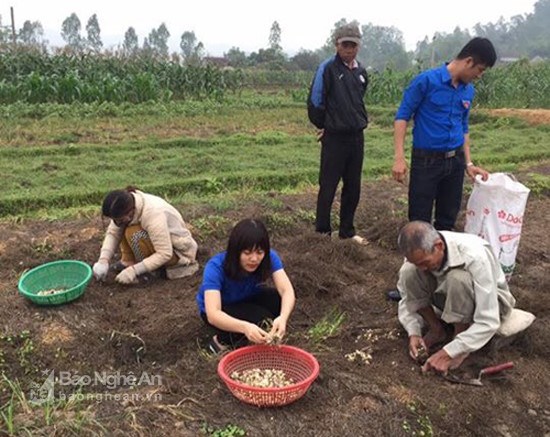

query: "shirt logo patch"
left=359, top=74, right=365, bottom=83
left=462, top=100, right=471, bottom=109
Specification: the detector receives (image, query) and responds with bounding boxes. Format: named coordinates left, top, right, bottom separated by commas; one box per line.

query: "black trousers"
left=200, top=287, right=281, bottom=347
left=315, top=131, right=364, bottom=238
left=408, top=151, right=465, bottom=231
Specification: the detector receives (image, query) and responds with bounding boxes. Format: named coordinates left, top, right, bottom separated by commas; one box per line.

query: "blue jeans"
left=408, top=152, right=465, bottom=230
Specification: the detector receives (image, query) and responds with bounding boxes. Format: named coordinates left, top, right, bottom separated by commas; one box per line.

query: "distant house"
left=203, top=57, right=230, bottom=68
left=499, top=57, right=520, bottom=64
left=530, top=56, right=546, bottom=64
left=499, top=56, right=547, bottom=65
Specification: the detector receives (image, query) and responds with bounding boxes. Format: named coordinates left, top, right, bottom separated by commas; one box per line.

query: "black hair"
left=223, top=218, right=271, bottom=281
left=456, top=37, right=497, bottom=68
left=101, top=187, right=136, bottom=218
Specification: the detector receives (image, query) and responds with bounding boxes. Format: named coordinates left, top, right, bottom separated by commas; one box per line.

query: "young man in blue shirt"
left=392, top=37, right=496, bottom=231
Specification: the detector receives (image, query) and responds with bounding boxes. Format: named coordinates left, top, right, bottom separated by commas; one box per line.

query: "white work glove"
left=93, top=260, right=109, bottom=281
left=115, top=266, right=138, bottom=284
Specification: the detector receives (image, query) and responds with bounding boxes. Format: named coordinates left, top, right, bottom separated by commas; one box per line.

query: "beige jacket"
left=398, top=231, right=516, bottom=358
left=99, top=191, right=198, bottom=273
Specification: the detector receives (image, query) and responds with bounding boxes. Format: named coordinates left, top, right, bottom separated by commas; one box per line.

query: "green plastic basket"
left=18, top=260, right=92, bottom=306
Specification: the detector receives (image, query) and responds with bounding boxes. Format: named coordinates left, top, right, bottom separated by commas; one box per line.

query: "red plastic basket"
left=217, top=344, right=320, bottom=407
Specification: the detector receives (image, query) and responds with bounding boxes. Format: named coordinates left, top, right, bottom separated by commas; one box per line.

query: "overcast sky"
left=4, top=0, right=539, bottom=55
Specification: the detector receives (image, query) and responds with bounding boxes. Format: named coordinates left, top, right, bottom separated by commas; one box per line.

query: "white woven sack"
left=464, top=173, right=530, bottom=280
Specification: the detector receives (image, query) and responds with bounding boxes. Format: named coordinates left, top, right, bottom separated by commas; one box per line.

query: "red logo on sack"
left=483, top=208, right=490, bottom=215
left=499, top=233, right=521, bottom=243
left=497, top=210, right=523, bottom=225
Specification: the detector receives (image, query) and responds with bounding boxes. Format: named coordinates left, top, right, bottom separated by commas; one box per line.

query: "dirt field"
left=487, top=108, right=550, bottom=125
left=0, top=172, right=549, bottom=436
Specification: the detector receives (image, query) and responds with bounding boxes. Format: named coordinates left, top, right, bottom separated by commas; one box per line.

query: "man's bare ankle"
left=453, top=323, right=470, bottom=337
left=423, top=326, right=447, bottom=348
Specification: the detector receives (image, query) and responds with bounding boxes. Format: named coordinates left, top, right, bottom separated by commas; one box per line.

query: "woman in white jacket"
left=92, top=187, right=198, bottom=284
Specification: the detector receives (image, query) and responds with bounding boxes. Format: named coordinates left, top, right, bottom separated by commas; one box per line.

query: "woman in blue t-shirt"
left=197, top=218, right=296, bottom=352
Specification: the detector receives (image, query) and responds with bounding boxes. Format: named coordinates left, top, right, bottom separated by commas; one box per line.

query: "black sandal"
left=208, top=336, right=228, bottom=354
left=386, top=289, right=402, bottom=302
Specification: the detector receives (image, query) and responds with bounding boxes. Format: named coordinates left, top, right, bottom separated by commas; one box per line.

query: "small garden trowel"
left=444, top=361, right=515, bottom=387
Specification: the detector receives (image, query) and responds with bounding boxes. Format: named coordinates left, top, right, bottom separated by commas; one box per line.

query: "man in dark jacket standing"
left=308, top=23, right=369, bottom=244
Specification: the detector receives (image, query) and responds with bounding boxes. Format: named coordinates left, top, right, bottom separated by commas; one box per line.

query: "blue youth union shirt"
left=196, top=249, right=284, bottom=314
left=395, top=64, right=474, bottom=151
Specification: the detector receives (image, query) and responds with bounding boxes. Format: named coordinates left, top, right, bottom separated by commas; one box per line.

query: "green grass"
left=524, top=173, right=550, bottom=195
left=402, top=401, right=434, bottom=437
left=201, top=422, right=246, bottom=437
left=0, top=328, right=110, bottom=435
left=307, top=308, right=346, bottom=345
left=0, top=97, right=548, bottom=220
left=0, top=373, right=106, bottom=435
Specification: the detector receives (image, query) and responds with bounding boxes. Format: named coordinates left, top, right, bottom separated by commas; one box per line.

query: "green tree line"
left=1, top=0, right=549, bottom=71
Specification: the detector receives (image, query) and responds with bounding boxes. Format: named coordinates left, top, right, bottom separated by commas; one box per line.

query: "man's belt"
left=412, top=146, right=464, bottom=159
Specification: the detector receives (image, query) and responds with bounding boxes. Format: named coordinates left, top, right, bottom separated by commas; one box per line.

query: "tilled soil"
left=0, top=175, right=548, bottom=436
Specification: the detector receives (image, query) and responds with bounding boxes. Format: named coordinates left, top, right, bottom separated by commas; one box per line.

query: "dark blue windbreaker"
left=307, top=54, right=369, bottom=133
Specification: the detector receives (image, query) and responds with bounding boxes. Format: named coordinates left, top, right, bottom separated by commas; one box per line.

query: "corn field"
left=474, top=60, right=550, bottom=108
left=0, top=50, right=548, bottom=108
left=0, top=50, right=244, bottom=103
left=364, top=62, right=550, bottom=108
